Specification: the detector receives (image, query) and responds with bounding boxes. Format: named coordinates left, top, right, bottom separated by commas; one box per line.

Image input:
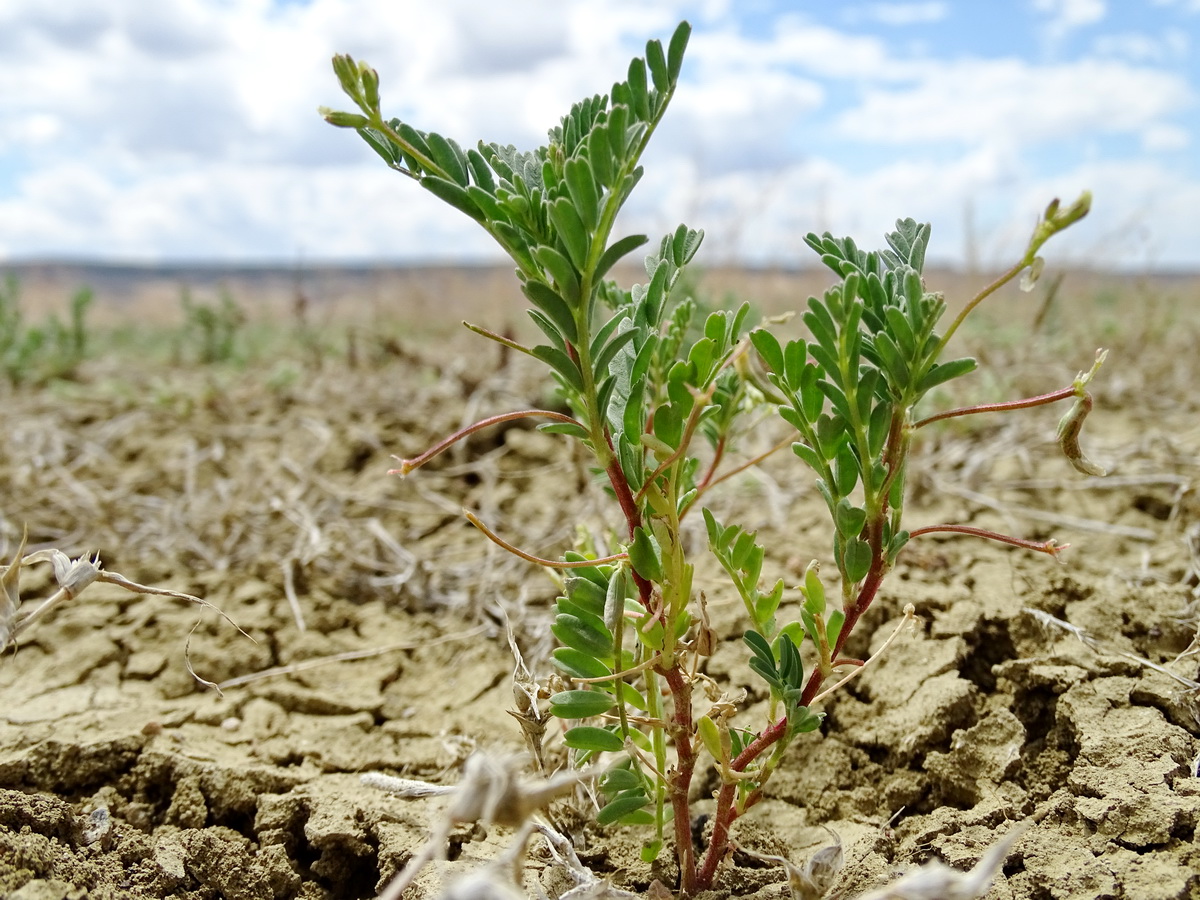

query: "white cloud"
left=1033, top=0, right=1107, bottom=44
left=1092, top=28, right=1188, bottom=61
left=1141, top=124, right=1191, bottom=152
left=836, top=57, right=1191, bottom=149
left=0, top=1, right=1196, bottom=269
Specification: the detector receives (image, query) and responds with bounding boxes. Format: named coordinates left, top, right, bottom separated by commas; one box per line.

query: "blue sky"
left=0, top=0, right=1196, bottom=269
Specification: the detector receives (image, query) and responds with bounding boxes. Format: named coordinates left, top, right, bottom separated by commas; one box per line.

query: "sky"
left=0, top=0, right=1197, bottom=270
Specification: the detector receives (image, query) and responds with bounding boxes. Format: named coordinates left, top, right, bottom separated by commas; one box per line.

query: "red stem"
left=913, top=384, right=1075, bottom=429
left=389, top=408, right=578, bottom=475
left=909, top=524, right=1066, bottom=557
left=662, top=665, right=698, bottom=893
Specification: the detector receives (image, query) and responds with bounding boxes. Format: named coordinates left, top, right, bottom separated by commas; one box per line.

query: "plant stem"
left=909, top=524, right=1066, bottom=557
left=463, top=512, right=630, bottom=567
left=912, top=384, right=1077, bottom=429
left=662, top=664, right=698, bottom=893
left=389, top=409, right=578, bottom=476
left=933, top=260, right=1024, bottom=357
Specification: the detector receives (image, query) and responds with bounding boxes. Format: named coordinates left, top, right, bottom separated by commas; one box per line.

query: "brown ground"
left=1, top=267, right=1199, bottom=899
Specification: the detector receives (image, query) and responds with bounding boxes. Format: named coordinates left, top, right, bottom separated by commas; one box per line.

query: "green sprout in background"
left=324, top=21, right=1103, bottom=895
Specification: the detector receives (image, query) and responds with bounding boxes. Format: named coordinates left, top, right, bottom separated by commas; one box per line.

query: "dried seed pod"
left=1056, top=391, right=1105, bottom=477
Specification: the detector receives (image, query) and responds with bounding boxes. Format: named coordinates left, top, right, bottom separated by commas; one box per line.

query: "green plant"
left=323, top=22, right=1102, bottom=894
left=0, top=276, right=93, bottom=384
left=179, top=286, right=246, bottom=364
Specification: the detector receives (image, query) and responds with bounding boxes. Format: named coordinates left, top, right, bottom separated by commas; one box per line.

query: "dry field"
left=1, top=264, right=1199, bottom=899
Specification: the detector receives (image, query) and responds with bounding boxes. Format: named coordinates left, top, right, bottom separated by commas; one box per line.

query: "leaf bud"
left=359, top=63, right=380, bottom=111
left=696, top=714, right=723, bottom=762
left=320, top=109, right=370, bottom=129
left=331, top=54, right=360, bottom=97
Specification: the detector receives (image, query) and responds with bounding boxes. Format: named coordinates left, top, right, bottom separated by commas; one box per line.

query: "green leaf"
left=646, top=38, right=670, bottom=93
left=395, top=122, right=434, bottom=164
left=595, top=789, right=649, bottom=824
left=799, top=608, right=820, bottom=646
left=627, top=56, right=650, bottom=120
left=804, top=301, right=839, bottom=356
left=465, top=184, right=504, bottom=222
left=730, top=531, right=756, bottom=570
left=606, top=104, right=629, bottom=159
left=783, top=340, right=808, bottom=391
left=748, top=655, right=778, bottom=687
left=553, top=613, right=613, bottom=659
left=565, top=156, right=600, bottom=232
left=857, top=368, right=879, bottom=424
left=777, top=621, right=806, bottom=653
left=522, top=281, right=578, bottom=344
left=802, top=564, right=825, bottom=615
left=751, top=329, right=783, bottom=374
left=868, top=400, right=893, bottom=458
left=743, top=630, right=776, bottom=676
left=617, top=681, right=648, bottom=712
left=792, top=441, right=822, bottom=472
left=818, top=380, right=854, bottom=427
left=549, top=197, right=591, bottom=271
left=553, top=647, right=612, bottom=681
left=465, top=147, right=495, bottom=192
left=549, top=689, right=616, bottom=719
left=527, top=309, right=568, bottom=352
left=915, top=357, right=977, bottom=394
left=843, top=538, right=873, bottom=584
left=834, top=444, right=858, bottom=497
left=601, top=767, right=641, bottom=794
left=835, top=500, right=867, bottom=538
left=743, top=545, right=764, bottom=591
left=355, top=127, right=400, bottom=166
left=594, top=323, right=639, bottom=377
left=884, top=307, right=917, bottom=358
left=807, top=342, right=840, bottom=384
left=564, top=726, right=624, bottom=753
left=677, top=487, right=697, bottom=515
left=826, top=609, right=846, bottom=646
left=596, top=234, right=649, bottom=282
left=777, top=632, right=803, bottom=689
left=639, top=837, right=663, bottom=858
left=566, top=575, right=608, bottom=616
left=532, top=344, right=585, bottom=393
left=675, top=226, right=704, bottom=265
left=788, top=706, right=824, bottom=734
left=588, top=127, right=615, bottom=188
left=534, top=245, right=581, bottom=305
left=426, top=132, right=469, bottom=186
left=420, top=176, right=484, bottom=222
left=629, top=526, right=663, bottom=582
left=667, top=21, right=691, bottom=82
left=590, top=309, right=626, bottom=356
left=596, top=374, right=617, bottom=420
left=702, top=508, right=723, bottom=548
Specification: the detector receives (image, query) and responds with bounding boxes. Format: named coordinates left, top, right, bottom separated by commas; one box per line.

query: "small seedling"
left=179, top=286, right=246, bottom=364
left=324, top=21, right=1103, bottom=895
left=0, top=276, right=94, bottom=384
